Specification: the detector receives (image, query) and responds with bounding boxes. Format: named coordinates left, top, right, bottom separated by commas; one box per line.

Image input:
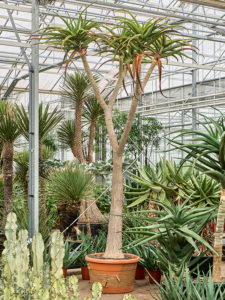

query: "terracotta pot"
left=81, top=266, right=90, bottom=280
left=148, top=270, right=161, bottom=284
left=135, top=266, right=146, bottom=280
left=86, top=253, right=140, bottom=294
left=63, top=268, right=67, bottom=278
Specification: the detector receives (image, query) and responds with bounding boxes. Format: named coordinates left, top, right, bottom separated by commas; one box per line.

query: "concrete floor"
left=66, top=262, right=225, bottom=300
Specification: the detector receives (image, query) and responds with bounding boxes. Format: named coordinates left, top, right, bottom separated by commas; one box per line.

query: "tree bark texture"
left=2, top=141, right=14, bottom=230
left=213, top=188, right=225, bottom=281
left=75, top=101, right=85, bottom=164
left=71, top=145, right=77, bottom=158
left=39, top=140, right=46, bottom=220
left=103, top=153, right=124, bottom=258
left=87, top=119, right=96, bottom=164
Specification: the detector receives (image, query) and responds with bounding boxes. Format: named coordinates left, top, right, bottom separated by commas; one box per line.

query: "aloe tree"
left=0, top=101, right=21, bottom=228
left=82, top=95, right=104, bottom=164
left=36, top=8, right=195, bottom=259
left=15, top=103, right=63, bottom=218
left=168, top=108, right=225, bottom=281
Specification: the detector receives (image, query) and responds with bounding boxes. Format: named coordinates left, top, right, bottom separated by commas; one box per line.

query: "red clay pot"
left=63, top=268, right=67, bottom=278
left=81, top=266, right=90, bottom=280
left=148, top=270, right=162, bottom=284
left=135, top=266, right=146, bottom=280
left=86, top=253, right=140, bottom=294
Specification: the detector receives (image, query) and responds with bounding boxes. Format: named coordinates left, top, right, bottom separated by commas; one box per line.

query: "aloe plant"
left=123, top=198, right=218, bottom=277
left=168, top=108, right=225, bottom=281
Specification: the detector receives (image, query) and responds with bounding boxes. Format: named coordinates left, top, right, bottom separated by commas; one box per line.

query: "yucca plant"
left=168, top=108, right=225, bottom=281
left=14, top=150, right=29, bottom=197
left=0, top=101, right=21, bottom=229
left=57, top=119, right=76, bottom=157
left=82, top=95, right=104, bottom=164
left=61, top=72, right=98, bottom=163
left=123, top=198, right=218, bottom=277
left=15, top=103, right=63, bottom=219
left=36, top=7, right=195, bottom=259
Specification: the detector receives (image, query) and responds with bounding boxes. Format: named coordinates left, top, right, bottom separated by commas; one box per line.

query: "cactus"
left=0, top=213, right=138, bottom=300
left=91, top=282, right=102, bottom=300
left=123, top=296, right=137, bottom=300
left=51, top=231, right=64, bottom=283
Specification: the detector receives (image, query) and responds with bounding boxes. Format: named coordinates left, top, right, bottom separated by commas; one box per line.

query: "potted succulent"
left=62, top=237, right=84, bottom=278
left=36, top=6, right=195, bottom=293
left=169, top=108, right=225, bottom=283
left=78, top=231, right=107, bottom=280
left=123, top=198, right=218, bottom=279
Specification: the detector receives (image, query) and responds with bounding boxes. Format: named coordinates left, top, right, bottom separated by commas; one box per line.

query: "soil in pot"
left=63, top=268, right=67, bottom=278
left=135, top=266, right=146, bottom=280
left=189, top=256, right=213, bottom=278
left=86, top=253, right=140, bottom=294
left=81, top=266, right=90, bottom=280
left=148, top=270, right=161, bottom=284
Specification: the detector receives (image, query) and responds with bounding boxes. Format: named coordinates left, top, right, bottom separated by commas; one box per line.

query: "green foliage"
left=94, top=109, right=163, bottom=161
left=15, top=103, right=63, bottom=141
left=93, top=183, right=111, bottom=214
left=152, top=267, right=225, bottom=300
left=0, top=101, right=20, bottom=142
left=168, top=108, right=225, bottom=188
left=14, top=151, right=29, bottom=193
left=63, top=237, right=85, bottom=269
left=48, top=160, right=94, bottom=205
left=82, top=95, right=104, bottom=124
left=42, top=133, right=58, bottom=152
left=123, top=198, right=218, bottom=277
left=35, top=7, right=101, bottom=71
left=78, top=232, right=107, bottom=267
left=57, top=119, right=76, bottom=150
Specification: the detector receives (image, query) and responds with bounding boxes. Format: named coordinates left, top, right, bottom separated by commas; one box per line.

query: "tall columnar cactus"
left=32, top=233, right=44, bottom=276
left=50, top=230, right=65, bottom=283
left=0, top=213, right=136, bottom=300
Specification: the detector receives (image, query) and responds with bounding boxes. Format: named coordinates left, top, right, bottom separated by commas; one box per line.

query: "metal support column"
left=29, top=0, right=39, bottom=238
left=192, top=5, right=197, bottom=131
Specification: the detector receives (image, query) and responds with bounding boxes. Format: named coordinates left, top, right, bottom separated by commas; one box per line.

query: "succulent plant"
left=0, top=213, right=136, bottom=300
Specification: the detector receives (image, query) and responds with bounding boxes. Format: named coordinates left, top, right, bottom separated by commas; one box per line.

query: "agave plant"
left=123, top=198, right=218, bottom=277
left=168, top=108, right=225, bottom=281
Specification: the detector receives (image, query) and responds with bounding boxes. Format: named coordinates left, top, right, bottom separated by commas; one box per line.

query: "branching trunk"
left=75, top=101, right=85, bottom=164
left=213, top=188, right=225, bottom=281
left=2, top=141, right=14, bottom=230
left=87, top=119, right=96, bottom=164
left=39, top=140, right=46, bottom=220
left=81, top=54, right=157, bottom=259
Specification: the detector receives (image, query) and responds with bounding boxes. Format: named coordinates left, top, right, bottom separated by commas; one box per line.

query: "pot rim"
left=85, top=253, right=140, bottom=264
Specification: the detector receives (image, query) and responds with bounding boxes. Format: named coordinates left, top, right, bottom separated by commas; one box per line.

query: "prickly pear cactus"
left=51, top=231, right=65, bottom=283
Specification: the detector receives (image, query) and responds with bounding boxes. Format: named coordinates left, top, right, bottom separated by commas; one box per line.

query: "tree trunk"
left=39, top=140, right=46, bottom=220
left=212, top=188, right=225, bottom=281
left=103, top=153, right=124, bottom=259
left=71, top=144, right=77, bottom=158
left=75, top=101, right=85, bottom=164
left=2, top=141, right=14, bottom=230
left=87, top=119, right=96, bottom=164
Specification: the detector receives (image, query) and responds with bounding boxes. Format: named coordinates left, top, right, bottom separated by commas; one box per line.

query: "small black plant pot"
left=189, top=256, right=213, bottom=278
left=77, top=223, right=102, bottom=237
left=68, top=241, right=82, bottom=251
